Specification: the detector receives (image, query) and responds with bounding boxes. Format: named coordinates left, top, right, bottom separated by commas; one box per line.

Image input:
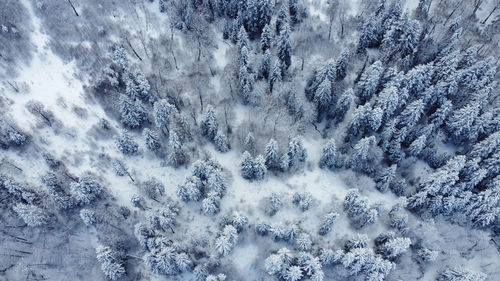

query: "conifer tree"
left=200, top=105, right=219, bottom=141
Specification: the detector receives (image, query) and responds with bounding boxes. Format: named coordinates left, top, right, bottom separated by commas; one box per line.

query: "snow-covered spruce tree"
left=319, top=212, right=339, bottom=236
left=332, top=89, right=352, bottom=123
left=275, top=3, right=289, bottom=33
left=355, top=61, right=383, bottom=103
left=270, top=60, right=282, bottom=92
left=142, top=177, right=165, bottom=199
left=289, top=0, right=299, bottom=24
left=348, top=136, right=376, bottom=174
left=237, top=26, right=250, bottom=52
left=287, top=136, right=307, bottom=169
left=13, top=203, right=50, bottom=227
left=153, top=99, right=176, bottom=132
left=264, top=139, right=280, bottom=171
left=80, top=208, right=97, bottom=226
left=277, top=21, right=292, bottom=76
left=244, top=132, right=256, bottom=155
left=118, top=94, right=147, bottom=129
left=200, top=105, right=219, bottom=141
left=96, top=245, right=126, bottom=280
left=214, top=234, right=233, bottom=257
left=245, top=0, right=273, bottom=39
left=319, top=139, right=344, bottom=170
left=335, top=49, right=350, bottom=80
left=169, top=131, right=187, bottom=167
left=344, top=234, right=369, bottom=252
left=265, top=192, right=282, bottom=216
left=147, top=205, right=178, bottom=232
left=375, top=164, right=397, bottom=192
left=115, top=131, right=138, bottom=155
left=254, top=155, right=267, bottom=180
left=71, top=175, right=102, bottom=205
left=313, top=78, right=334, bottom=121
left=143, top=128, right=161, bottom=152
left=145, top=246, right=183, bottom=275
left=357, top=16, right=383, bottom=53
left=260, top=24, right=272, bottom=53
left=2, top=127, right=27, bottom=146
left=292, top=192, right=313, bottom=211
left=112, top=45, right=128, bottom=70
left=258, top=49, right=271, bottom=80
left=241, top=151, right=255, bottom=180
left=202, top=192, right=220, bottom=216
left=376, top=235, right=411, bottom=261
left=214, top=133, right=230, bottom=153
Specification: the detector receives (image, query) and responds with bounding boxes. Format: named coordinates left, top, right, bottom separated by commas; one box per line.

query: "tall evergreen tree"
left=260, top=24, right=273, bottom=53
left=200, top=105, right=219, bottom=141
left=277, top=22, right=292, bottom=75
left=355, top=61, right=383, bottom=103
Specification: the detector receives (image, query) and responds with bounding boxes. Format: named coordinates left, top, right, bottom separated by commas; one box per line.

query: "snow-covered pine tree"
left=153, top=99, right=177, bottom=132
left=13, top=203, right=50, bottom=227
left=319, top=139, right=344, bottom=170
left=276, top=3, right=289, bottom=33
left=260, top=25, right=272, bottom=53
left=200, top=105, right=219, bottom=141
left=119, top=94, right=147, bottom=129
left=277, top=22, right=292, bottom=76
left=270, top=60, right=282, bottom=92
left=169, top=131, right=186, bottom=166
left=319, top=212, right=339, bottom=235
left=143, top=128, right=161, bottom=152
left=355, top=61, right=383, bottom=103
left=214, top=133, right=230, bottom=153
left=258, top=49, right=271, bottom=80
left=241, top=151, right=255, bottom=180
left=115, top=131, right=139, bottom=155
left=265, top=139, right=280, bottom=170
left=335, top=49, right=350, bottom=80
left=375, top=164, right=397, bottom=192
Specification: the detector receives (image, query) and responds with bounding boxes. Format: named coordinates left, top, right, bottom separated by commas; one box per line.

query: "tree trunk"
left=67, top=0, right=79, bottom=16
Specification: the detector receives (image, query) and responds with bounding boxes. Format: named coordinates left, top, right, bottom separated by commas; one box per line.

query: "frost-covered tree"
left=119, top=94, right=147, bottom=128
left=375, top=165, right=397, bottom=192
left=153, top=99, right=176, bottom=131
left=244, top=133, right=256, bottom=155
left=200, top=105, right=219, bottom=141
left=215, top=235, right=233, bottom=257
left=335, top=49, right=350, bottom=80
left=143, top=177, right=165, bottom=199
left=80, top=209, right=97, bottom=226
left=254, top=155, right=267, bottom=180
left=409, top=134, right=427, bottom=156
left=169, top=131, right=186, bottom=167
left=277, top=22, right=292, bottom=75
left=258, top=49, right=271, bottom=80
left=332, top=89, right=352, bottom=123
left=319, top=139, right=344, bottom=170
left=287, top=137, right=307, bottom=168
left=202, top=192, right=220, bottom=216
left=13, top=203, right=50, bottom=227
left=314, top=79, right=334, bottom=121
left=348, top=136, right=376, bottom=174
left=270, top=60, right=282, bottom=92
left=319, top=212, right=339, bottom=235
left=145, top=246, right=182, bottom=275
left=260, top=24, right=272, bottom=53
left=265, top=192, right=282, bottom=216
left=96, top=245, right=126, bottom=280
left=292, top=192, right=313, bottom=211
left=345, top=234, right=369, bottom=251
left=245, top=0, right=273, bottom=39
left=377, top=236, right=411, bottom=261
left=115, top=131, right=139, bottom=155
left=355, top=61, right=383, bottom=103
left=276, top=3, right=289, bottom=33
left=71, top=175, right=102, bottom=205
left=213, top=133, right=230, bottom=154
left=357, top=16, right=382, bottom=53
left=143, top=128, right=161, bottom=152
left=241, top=151, right=255, bottom=180
left=265, top=139, right=280, bottom=170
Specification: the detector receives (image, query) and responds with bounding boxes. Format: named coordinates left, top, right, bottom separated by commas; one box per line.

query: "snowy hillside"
left=1, top=0, right=499, bottom=281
